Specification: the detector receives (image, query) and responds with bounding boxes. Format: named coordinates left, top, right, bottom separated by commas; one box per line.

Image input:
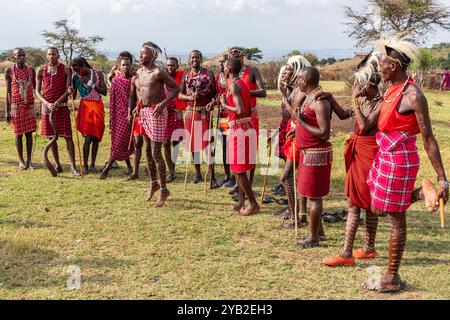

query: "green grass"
left=0, top=82, right=449, bottom=299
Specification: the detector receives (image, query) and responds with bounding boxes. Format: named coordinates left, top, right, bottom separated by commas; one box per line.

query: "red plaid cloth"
left=139, top=104, right=168, bottom=142
left=10, top=104, right=37, bottom=136
left=164, top=107, right=184, bottom=141
left=367, top=131, right=420, bottom=213
left=109, top=75, right=134, bottom=161
left=41, top=106, right=72, bottom=137
left=184, top=107, right=211, bottom=152
left=133, top=115, right=147, bottom=137
left=277, top=119, right=289, bottom=159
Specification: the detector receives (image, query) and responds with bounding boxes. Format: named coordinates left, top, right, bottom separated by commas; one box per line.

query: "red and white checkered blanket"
left=367, top=131, right=420, bottom=213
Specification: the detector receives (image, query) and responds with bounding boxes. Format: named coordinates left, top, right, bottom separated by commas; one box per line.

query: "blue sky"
left=0, top=0, right=449, bottom=59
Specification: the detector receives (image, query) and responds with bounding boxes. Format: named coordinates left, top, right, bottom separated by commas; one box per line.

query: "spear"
left=184, top=89, right=197, bottom=191
left=293, top=139, right=299, bottom=236
left=260, top=139, right=272, bottom=206
left=440, top=198, right=445, bottom=229
left=204, top=106, right=215, bottom=196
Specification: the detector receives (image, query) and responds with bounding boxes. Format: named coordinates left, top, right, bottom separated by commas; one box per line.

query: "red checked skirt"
left=184, top=107, right=211, bottom=152
left=139, top=105, right=168, bottom=143
left=367, top=131, right=420, bottom=213
left=41, top=106, right=72, bottom=138
left=164, top=107, right=184, bottom=141
left=10, top=104, right=37, bottom=136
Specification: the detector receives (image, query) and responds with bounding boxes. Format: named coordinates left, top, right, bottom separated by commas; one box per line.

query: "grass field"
left=0, top=80, right=449, bottom=300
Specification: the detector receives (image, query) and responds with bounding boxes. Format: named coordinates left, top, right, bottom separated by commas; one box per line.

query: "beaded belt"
left=187, top=105, right=208, bottom=113
left=301, top=145, right=333, bottom=166
left=11, top=103, right=35, bottom=110
left=228, top=117, right=252, bottom=128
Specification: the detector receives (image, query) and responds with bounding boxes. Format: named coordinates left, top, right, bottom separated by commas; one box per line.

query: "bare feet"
left=55, top=164, right=63, bottom=173
left=127, top=173, right=139, bottom=181
left=233, top=204, right=244, bottom=214
left=99, top=169, right=108, bottom=180
left=363, top=274, right=407, bottom=293
left=156, top=189, right=170, bottom=208
left=239, top=203, right=260, bottom=216
left=146, top=182, right=161, bottom=202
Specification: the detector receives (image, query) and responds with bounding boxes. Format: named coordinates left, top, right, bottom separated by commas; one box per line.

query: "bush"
left=259, top=61, right=284, bottom=90
left=0, top=61, right=14, bottom=73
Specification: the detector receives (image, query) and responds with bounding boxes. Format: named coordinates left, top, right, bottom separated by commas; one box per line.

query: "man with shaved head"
left=228, top=47, right=266, bottom=189
left=292, top=66, right=332, bottom=249
left=5, top=48, right=37, bottom=170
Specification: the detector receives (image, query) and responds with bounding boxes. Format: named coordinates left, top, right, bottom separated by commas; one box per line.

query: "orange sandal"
left=353, top=249, right=378, bottom=260
left=322, top=256, right=355, bottom=267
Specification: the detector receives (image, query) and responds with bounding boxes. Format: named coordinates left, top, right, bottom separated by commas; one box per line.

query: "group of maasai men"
left=4, top=37, right=449, bottom=293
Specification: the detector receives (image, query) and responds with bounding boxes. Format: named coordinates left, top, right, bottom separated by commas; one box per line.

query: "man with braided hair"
left=361, top=37, right=448, bottom=292
left=130, top=42, right=180, bottom=207
left=277, top=56, right=311, bottom=228
left=322, top=52, right=382, bottom=266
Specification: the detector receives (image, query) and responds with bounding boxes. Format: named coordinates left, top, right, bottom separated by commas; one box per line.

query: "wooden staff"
left=293, top=139, right=298, bottom=236
left=128, top=112, right=136, bottom=151
left=260, top=139, right=272, bottom=206
left=210, top=104, right=222, bottom=191
left=204, top=107, right=214, bottom=196
left=184, top=90, right=197, bottom=191
left=71, top=96, right=84, bottom=177
left=31, top=115, right=40, bottom=165
left=440, top=198, right=445, bottom=229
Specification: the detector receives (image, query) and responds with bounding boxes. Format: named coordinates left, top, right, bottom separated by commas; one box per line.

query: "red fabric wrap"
left=41, top=107, right=72, bottom=137
left=43, top=64, right=67, bottom=103
left=109, top=75, right=134, bottom=161
left=10, top=104, right=37, bottom=136
left=378, top=78, right=420, bottom=135
left=76, top=100, right=105, bottom=142
left=344, top=133, right=379, bottom=210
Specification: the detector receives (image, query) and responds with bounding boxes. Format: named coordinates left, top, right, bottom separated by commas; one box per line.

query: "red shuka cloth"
left=378, top=78, right=420, bottom=135
left=228, top=79, right=257, bottom=174
left=109, top=75, right=134, bottom=161
left=344, top=133, right=379, bottom=210
left=296, top=102, right=332, bottom=198
left=76, top=100, right=105, bottom=142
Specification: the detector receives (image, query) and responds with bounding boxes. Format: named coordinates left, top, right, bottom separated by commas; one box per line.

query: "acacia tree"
left=41, top=19, right=105, bottom=64
left=344, top=0, right=450, bottom=47
left=242, top=47, right=263, bottom=62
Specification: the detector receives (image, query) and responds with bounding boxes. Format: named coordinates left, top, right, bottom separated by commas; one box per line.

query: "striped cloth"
left=367, top=131, right=420, bottom=213
left=10, top=104, right=37, bottom=136
left=109, top=75, right=134, bottom=161
left=139, top=104, right=168, bottom=143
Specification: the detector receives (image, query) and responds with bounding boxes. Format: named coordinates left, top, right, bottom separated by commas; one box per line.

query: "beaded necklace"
left=12, top=64, right=31, bottom=105
left=384, top=77, right=410, bottom=103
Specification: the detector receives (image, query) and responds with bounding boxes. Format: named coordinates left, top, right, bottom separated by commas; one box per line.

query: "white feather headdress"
left=277, top=55, right=311, bottom=91
left=354, top=51, right=381, bottom=87
left=375, top=36, right=419, bottom=66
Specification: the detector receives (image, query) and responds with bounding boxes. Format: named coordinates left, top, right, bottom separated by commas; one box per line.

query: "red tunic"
left=228, top=79, right=257, bottom=174
left=10, top=65, right=37, bottom=136
left=41, top=63, right=72, bottom=137
left=296, top=102, right=333, bottom=198
left=241, top=66, right=259, bottom=144
left=378, top=78, right=420, bottom=135
left=174, top=70, right=187, bottom=111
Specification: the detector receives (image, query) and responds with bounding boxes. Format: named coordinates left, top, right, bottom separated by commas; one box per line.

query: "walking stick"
left=210, top=106, right=222, bottom=191
left=204, top=107, right=214, bottom=196
left=128, top=113, right=136, bottom=151
left=293, top=139, right=298, bottom=237
left=31, top=116, right=40, bottom=166
left=184, top=90, right=197, bottom=191
left=260, top=139, right=272, bottom=206
left=440, top=198, right=445, bottom=229
left=71, top=96, right=84, bottom=177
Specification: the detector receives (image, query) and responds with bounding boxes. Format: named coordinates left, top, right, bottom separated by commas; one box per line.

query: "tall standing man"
left=5, top=48, right=37, bottom=170
left=36, top=47, right=80, bottom=176
left=364, top=38, right=448, bottom=293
